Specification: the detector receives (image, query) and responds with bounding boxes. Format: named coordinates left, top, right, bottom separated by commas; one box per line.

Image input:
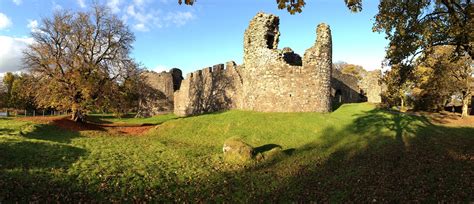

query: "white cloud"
left=12, top=0, right=22, bottom=5
left=122, top=1, right=195, bottom=32
left=27, top=19, right=40, bottom=33
left=339, top=55, right=385, bottom=71
left=152, top=65, right=168, bottom=73
left=0, top=36, right=34, bottom=74
left=0, top=13, right=12, bottom=30
left=165, top=11, right=194, bottom=27
left=107, top=0, right=122, bottom=13
left=134, top=23, right=149, bottom=32
left=52, top=1, right=63, bottom=10
left=77, top=0, right=86, bottom=8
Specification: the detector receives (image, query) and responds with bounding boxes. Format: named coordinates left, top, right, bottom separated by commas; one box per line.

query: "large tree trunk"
left=400, top=97, right=405, bottom=111
left=461, top=91, right=471, bottom=118
left=71, top=104, right=86, bottom=123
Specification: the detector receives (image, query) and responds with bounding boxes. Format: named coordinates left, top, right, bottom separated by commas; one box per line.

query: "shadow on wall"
left=331, top=78, right=367, bottom=110
left=136, top=77, right=170, bottom=117
left=187, top=68, right=237, bottom=115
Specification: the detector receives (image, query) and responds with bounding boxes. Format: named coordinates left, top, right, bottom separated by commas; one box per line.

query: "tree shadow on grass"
left=0, top=127, right=90, bottom=202
left=2, top=108, right=473, bottom=202
left=0, top=140, right=86, bottom=170
left=254, top=108, right=474, bottom=202
left=24, top=123, right=84, bottom=144
left=170, top=108, right=474, bottom=203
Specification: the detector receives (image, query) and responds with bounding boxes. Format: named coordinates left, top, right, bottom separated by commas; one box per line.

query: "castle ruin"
left=140, top=12, right=383, bottom=117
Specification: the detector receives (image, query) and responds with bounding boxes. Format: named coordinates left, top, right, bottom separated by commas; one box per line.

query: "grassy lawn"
left=0, top=103, right=472, bottom=202
left=87, top=113, right=177, bottom=125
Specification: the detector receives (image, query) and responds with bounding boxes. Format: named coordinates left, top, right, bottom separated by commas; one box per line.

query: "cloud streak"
left=112, top=0, right=196, bottom=32
left=12, top=0, right=22, bottom=5
left=77, top=0, right=86, bottom=8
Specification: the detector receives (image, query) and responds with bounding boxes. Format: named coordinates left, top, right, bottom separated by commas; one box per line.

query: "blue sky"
left=0, top=0, right=389, bottom=75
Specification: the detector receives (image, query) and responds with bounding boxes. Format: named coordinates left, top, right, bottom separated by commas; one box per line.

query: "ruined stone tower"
left=240, top=13, right=333, bottom=113
left=173, top=12, right=334, bottom=116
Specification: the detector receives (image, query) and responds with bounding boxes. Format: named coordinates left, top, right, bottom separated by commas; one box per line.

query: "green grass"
left=87, top=113, right=177, bottom=125
left=0, top=103, right=472, bottom=202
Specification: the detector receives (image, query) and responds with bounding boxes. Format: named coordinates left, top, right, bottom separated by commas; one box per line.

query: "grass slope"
left=0, top=103, right=472, bottom=202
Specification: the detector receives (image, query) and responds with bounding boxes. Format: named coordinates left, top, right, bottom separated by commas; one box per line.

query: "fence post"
left=33, top=110, right=35, bottom=117
left=43, top=110, right=45, bottom=117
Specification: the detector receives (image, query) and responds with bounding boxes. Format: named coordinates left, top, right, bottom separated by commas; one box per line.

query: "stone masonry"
left=143, top=12, right=383, bottom=117
left=173, top=12, right=333, bottom=116
left=359, top=70, right=383, bottom=103
left=137, top=69, right=183, bottom=117
left=331, top=68, right=366, bottom=104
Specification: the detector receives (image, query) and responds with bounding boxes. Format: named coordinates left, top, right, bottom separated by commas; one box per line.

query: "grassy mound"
left=0, top=103, right=472, bottom=202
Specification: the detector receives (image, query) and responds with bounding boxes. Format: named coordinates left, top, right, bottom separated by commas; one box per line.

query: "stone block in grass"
left=222, top=137, right=254, bottom=163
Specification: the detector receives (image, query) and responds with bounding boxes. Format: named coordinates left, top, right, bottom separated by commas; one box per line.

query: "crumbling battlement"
left=137, top=69, right=183, bottom=117
left=174, top=12, right=333, bottom=116
left=141, top=12, right=383, bottom=117
left=174, top=61, right=243, bottom=116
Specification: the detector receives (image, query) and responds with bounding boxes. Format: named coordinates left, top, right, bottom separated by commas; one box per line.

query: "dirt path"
left=17, top=116, right=154, bottom=135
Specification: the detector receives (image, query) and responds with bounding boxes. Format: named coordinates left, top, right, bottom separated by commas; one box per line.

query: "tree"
left=411, top=46, right=473, bottom=117
left=24, top=5, right=136, bottom=122
left=385, top=46, right=473, bottom=116
left=2, top=72, right=16, bottom=111
left=10, top=73, right=38, bottom=111
left=178, top=0, right=363, bottom=14
left=341, top=64, right=367, bottom=80
left=373, top=0, right=472, bottom=76
left=381, top=64, right=411, bottom=110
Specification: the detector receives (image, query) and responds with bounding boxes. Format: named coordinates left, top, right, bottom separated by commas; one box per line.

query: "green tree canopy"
left=373, top=0, right=472, bottom=78
left=410, top=46, right=472, bottom=116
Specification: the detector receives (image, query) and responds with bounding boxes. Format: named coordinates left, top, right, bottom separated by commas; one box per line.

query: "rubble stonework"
left=332, top=69, right=366, bottom=104
left=137, top=69, right=183, bottom=117
left=142, top=12, right=383, bottom=117
left=173, top=13, right=334, bottom=116
left=359, top=70, right=383, bottom=103
left=173, top=62, right=243, bottom=116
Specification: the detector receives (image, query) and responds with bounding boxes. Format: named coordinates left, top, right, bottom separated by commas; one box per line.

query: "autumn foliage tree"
left=374, top=0, right=472, bottom=104
left=410, top=46, right=473, bottom=116
left=24, top=5, right=136, bottom=122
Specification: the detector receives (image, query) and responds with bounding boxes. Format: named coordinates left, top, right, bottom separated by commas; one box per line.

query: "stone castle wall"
left=359, top=70, right=382, bottom=103
left=331, top=68, right=365, bottom=104
left=174, top=13, right=333, bottom=116
left=239, top=14, right=332, bottom=113
left=174, top=62, right=243, bottom=116
left=142, top=12, right=383, bottom=117
left=137, top=69, right=182, bottom=117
